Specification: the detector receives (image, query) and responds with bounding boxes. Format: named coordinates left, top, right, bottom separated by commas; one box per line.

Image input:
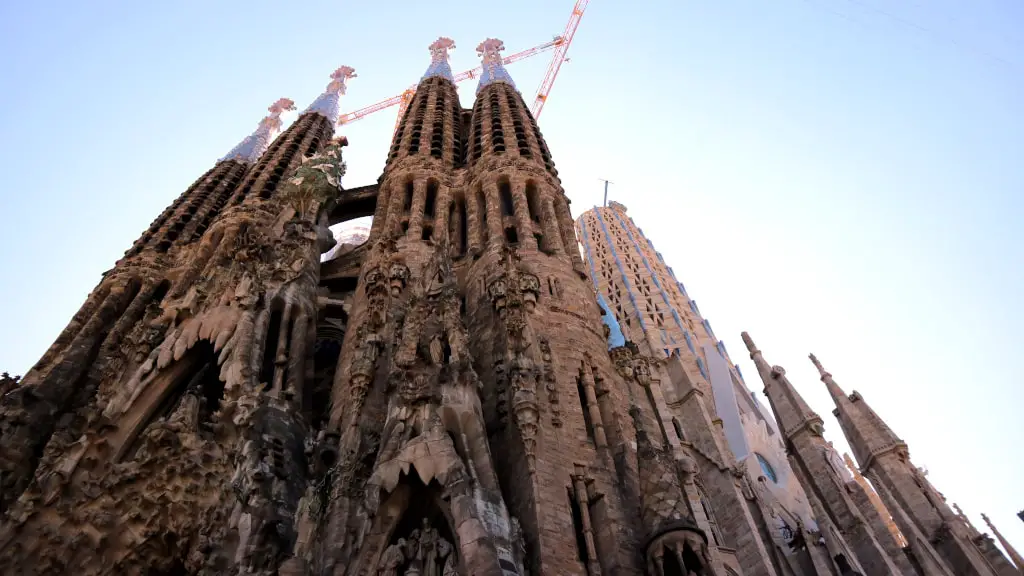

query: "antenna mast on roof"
left=600, top=178, right=613, bottom=207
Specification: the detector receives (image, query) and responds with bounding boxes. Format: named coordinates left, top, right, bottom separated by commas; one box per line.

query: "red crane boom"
left=337, top=37, right=563, bottom=128
left=531, top=0, right=590, bottom=119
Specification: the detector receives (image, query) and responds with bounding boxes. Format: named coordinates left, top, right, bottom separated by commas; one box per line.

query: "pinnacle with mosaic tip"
left=219, top=97, right=297, bottom=164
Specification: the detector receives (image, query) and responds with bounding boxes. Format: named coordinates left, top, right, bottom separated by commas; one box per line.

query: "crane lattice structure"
left=338, top=38, right=562, bottom=132
left=337, top=0, right=590, bottom=131
left=532, top=0, right=589, bottom=119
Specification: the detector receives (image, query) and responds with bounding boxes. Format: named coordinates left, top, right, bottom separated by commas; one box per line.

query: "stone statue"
left=378, top=539, right=406, bottom=576
left=419, top=517, right=440, bottom=576
left=510, top=516, right=528, bottom=576
left=443, top=554, right=459, bottom=576
left=406, top=528, right=421, bottom=564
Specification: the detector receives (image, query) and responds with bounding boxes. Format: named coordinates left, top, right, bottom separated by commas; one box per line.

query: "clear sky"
left=2, top=0, right=1022, bottom=555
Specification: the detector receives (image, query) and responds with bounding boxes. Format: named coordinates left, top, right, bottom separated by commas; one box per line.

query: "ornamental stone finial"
left=304, top=66, right=357, bottom=125
left=476, top=38, right=516, bottom=94
left=220, top=97, right=297, bottom=164
left=423, top=37, right=456, bottom=83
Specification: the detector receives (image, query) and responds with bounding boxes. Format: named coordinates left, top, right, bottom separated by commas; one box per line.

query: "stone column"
left=449, top=196, right=464, bottom=255
left=370, top=183, right=390, bottom=238
left=541, top=197, right=564, bottom=255
left=466, top=188, right=483, bottom=256
left=434, top=184, right=451, bottom=245
left=511, top=181, right=537, bottom=251
left=580, top=362, right=607, bottom=448
left=554, top=197, right=585, bottom=273
left=572, top=466, right=604, bottom=576
left=509, top=181, right=540, bottom=249
left=408, top=179, right=427, bottom=239
left=384, top=179, right=406, bottom=236
left=484, top=181, right=504, bottom=247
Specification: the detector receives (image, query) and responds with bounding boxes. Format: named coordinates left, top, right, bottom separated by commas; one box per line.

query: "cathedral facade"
left=0, top=35, right=1019, bottom=576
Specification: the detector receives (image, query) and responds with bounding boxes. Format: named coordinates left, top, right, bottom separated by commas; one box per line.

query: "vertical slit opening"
left=577, top=374, right=594, bottom=443
left=424, top=180, right=438, bottom=218
left=403, top=181, right=414, bottom=214
left=525, top=182, right=541, bottom=223
left=476, top=186, right=488, bottom=244
left=261, top=307, right=284, bottom=389
left=499, top=180, right=514, bottom=217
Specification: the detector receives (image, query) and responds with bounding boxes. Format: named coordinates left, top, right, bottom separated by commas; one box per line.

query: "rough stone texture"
left=0, top=68, right=721, bottom=576
left=0, top=107, right=345, bottom=573
left=577, top=203, right=837, bottom=576
left=812, top=354, right=1012, bottom=576
left=742, top=335, right=912, bottom=575
left=7, top=49, right=1016, bottom=576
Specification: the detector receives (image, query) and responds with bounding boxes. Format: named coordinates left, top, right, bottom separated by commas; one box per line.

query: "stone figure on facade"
left=379, top=538, right=406, bottom=576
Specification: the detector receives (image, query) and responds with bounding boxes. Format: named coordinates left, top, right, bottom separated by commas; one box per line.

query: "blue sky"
left=2, top=0, right=1022, bottom=554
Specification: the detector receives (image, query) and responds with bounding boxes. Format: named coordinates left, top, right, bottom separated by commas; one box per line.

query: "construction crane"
left=531, top=0, right=589, bottom=119
left=337, top=36, right=565, bottom=131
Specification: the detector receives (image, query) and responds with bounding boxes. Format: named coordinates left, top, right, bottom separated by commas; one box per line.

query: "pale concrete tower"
left=742, top=334, right=915, bottom=575
left=811, top=354, right=1006, bottom=576
left=576, top=202, right=837, bottom=576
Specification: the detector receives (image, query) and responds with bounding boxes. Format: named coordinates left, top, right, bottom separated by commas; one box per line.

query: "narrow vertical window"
left=476, top=186, right=489, bottom=243
left=525, top=182, right=541, bottom=223
left=261, top=306, right=284, bottom=389
left=424, top=180, right=438, bottom=219
left=403, top=181, right=414, bottom=214
left=457, top=196, right=468, bottom=256
left=673, top=417, right=686, bottom=443
left=499, top=180, right=514, bottom=217
left=577, top=375, right=594, bottom=443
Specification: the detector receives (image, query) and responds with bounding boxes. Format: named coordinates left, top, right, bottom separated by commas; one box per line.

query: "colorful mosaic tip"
left=422, top=37, right=456, bottom=83
left=220, top=97, right=297, bottom=164
left=476, top=38, right=516, bottom=94
left=305, top=66, right=357, bottom=125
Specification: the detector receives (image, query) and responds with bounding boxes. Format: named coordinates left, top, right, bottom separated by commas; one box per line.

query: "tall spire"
left=741, top=332, right=823, bottom=438
left=220, top=98, right=296, bottom=164
left=303, top=66, right=357, bottom=124
left=422, top=37, right=456, bottom=83
left=982, top=513, right=1024, bottom=571
left=475, top=38, right=516, bottom=94
left=809, top=353, right=905, bottom=469
left=809, top=353, right=848, bottom=407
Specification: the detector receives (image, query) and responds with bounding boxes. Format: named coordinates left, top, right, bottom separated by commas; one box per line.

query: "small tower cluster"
left=737, top=334, right=1022, bottom=576
left=577, top=197, right=1023, bottom=576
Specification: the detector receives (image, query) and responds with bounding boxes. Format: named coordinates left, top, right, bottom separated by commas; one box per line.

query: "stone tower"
left=0, top=95, right=294, bottom=511
left=0, top=36, right=745, bottom=575
left=843, top=452, right=907, bottom=548
left=0, top=64, right=356, bottom=573
left=980, top=514, right=1024, bottom=575
left=577, top=202, right=836, bottom=576
left=302, top=37, right=724, bottom=576
left=810, top=354, right=1010, bottom=576
left=741, top=334, right=917, bottom=575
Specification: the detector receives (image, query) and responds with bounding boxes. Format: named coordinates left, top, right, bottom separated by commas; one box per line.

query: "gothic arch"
left=359, top=473, right=462, bottom=576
